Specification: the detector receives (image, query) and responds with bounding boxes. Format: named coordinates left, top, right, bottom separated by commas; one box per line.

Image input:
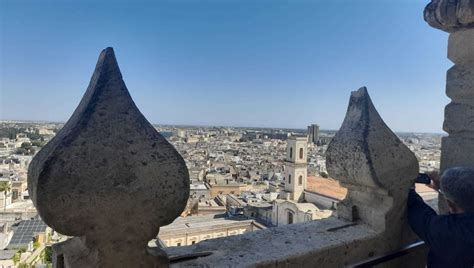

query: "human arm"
left=407, top=189, right=438, bottom=244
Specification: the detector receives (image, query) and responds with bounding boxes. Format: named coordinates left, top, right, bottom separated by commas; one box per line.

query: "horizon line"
left=0, top=118, right=447, bottom=135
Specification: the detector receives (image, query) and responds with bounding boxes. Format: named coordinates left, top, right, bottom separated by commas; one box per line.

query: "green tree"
left=26, top=132, right=42, bottom=141
left=320, top=171, right=329, bottom=178
left=12, top=253, right=20, bottom=264
left=31, top=141, right=45, bottom=147
left=0, top=182, right=11, bottom=193
left=44, top=246, right=53, bottom=263
left=21, top=142, right=32, bottom=150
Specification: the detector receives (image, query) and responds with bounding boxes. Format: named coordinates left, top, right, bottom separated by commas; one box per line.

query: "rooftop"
left=305, top=175, right=348, bottom=200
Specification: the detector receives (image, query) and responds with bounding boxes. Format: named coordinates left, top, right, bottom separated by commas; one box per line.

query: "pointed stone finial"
left=28, top=47, right=189, bottom=267
left=326, top=87, right=418, bottom=231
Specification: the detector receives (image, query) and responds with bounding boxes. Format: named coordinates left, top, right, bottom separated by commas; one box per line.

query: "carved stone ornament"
left=28, top=47, right=190, bottom=267
left=326, top=87, right=419, bottom=232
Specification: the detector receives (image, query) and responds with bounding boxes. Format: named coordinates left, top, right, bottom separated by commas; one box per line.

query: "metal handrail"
left=350, top=241, right=426, bottom=267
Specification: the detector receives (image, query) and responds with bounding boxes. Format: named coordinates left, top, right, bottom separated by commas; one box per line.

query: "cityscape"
left=2, top=0, right=472, bottom=267
left=0, top=120, right=441, bottom=266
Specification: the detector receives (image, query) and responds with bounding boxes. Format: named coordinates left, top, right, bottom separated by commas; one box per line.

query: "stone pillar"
left=27, top=48, right=190, bottom=267
left=424, top=0, right=474, bottom=213
left=326, top=87, right=419, bottom=252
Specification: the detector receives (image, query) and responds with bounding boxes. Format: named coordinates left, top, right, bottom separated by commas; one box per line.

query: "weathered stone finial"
left=326, top=87, right=418, bottom=231
left=28, top=47, right=190, bottom=267
left=424, top=0, right=474, bottom=32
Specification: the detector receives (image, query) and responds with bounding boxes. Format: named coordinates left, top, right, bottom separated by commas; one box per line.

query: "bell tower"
left=284, top=135, right=308, bottom=201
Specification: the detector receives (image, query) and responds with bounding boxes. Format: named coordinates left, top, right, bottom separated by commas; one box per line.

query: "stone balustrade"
left=26, top=1, right=474, bottom=267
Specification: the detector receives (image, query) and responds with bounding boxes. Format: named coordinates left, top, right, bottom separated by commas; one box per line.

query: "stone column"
left=28, top=48, right=190, bottom=267
left=424, top=0, right=474, bottom=213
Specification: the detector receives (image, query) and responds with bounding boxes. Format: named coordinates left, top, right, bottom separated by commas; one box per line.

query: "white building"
left=268, top=135, right=332, bottom=226
left=280, top=136, right=308, bottom=201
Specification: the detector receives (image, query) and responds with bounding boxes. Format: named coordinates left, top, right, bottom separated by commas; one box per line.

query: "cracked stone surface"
left=28, top=47, right=189, bottom=267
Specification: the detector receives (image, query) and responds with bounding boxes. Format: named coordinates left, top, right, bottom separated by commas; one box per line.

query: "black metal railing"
left=350, top=241, right=427, bottom=267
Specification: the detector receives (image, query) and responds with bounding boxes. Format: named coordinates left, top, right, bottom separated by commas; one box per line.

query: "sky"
left=0, top=0, right=451, bottom=133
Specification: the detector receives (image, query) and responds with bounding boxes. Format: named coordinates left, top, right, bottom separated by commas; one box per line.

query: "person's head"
left=440, top=167, right=474, bottom=214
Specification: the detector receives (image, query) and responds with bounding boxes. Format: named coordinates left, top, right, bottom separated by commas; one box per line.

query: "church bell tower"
left=284, top=135, right=308, bottom=201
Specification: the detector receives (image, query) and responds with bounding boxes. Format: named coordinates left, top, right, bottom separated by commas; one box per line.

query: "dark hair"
left=441, top=167, right=474, bottom=213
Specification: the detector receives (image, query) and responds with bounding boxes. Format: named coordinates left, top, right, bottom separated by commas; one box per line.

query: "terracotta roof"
left=305, top=176, right=348, bottom=200
left=306, top=176, right=436, bottom=201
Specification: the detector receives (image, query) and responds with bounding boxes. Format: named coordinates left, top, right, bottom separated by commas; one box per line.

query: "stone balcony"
left=26, top=0, right=474, bottom=267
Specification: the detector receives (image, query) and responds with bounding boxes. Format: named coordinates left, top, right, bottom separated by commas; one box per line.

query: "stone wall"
left=424, top=0, right=474, bottom=213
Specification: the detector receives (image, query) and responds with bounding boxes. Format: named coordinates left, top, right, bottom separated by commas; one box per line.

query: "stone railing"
left=26, top=0, right=473, bottom=267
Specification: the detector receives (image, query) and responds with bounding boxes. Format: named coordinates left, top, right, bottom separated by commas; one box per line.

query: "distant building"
left=307, top=124, right=319, bottom=144
left=189, top=183, right=210, bottom=201
left=280, top=136, right=308, bottom=201
left=271, top=200, right=331, bottom=225
left=209, top=182, right=247, bottom=198
left=265, top=135, right=336, bottom=226
left=7, top=218, right=49, bottom=250
left=175, top=129, right=186, bottom=139
left=157, top=214, right=265, bottom=247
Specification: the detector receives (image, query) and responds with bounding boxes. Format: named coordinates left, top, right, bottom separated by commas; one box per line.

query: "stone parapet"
left=169, top=88, right=425, bottom=267
left=162, top=217, right=382, bottom=267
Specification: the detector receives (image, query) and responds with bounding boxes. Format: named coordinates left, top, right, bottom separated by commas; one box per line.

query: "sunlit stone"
left=28, top=47, right=189, bottom=267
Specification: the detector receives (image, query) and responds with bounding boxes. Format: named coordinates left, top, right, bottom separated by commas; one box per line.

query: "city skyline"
left=1, top=0, right=451, bottom=133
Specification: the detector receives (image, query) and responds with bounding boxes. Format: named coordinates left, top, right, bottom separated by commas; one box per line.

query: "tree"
left=0, top=182, right=10, bottom=193
left=44, top=246, right=53, bottom=263
left=31, top=141, right=45, bottom=147
left=12, top=253, right=20, bottom=264
left=320, top=171, right=329, bottom=178
left=21, top=142, right=32, bottom=150
left=14, top=148, right=27, bottom=155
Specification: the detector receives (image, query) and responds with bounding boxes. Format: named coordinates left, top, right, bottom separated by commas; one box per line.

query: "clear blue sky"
left=0, top=0, right=451, bottom=132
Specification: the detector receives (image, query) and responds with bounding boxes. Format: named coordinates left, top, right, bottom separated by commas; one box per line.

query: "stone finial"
left=27, top=47, right=190, bottom=267
left=424, top=0, right=474, bottom=32
left=326, top=87, right=419, bottom=231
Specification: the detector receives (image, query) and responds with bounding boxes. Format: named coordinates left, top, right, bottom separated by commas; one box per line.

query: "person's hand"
left=426, top=171, right=440, bottom=191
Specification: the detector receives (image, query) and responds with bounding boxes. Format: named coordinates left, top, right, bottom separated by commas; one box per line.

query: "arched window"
left=289, top=147, right=293, bottom=158
left=298, top=175, right=303, bottom=185
left=288, top=174, right=292, bottom=184
left=299, top=148, right=304, bottom=159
